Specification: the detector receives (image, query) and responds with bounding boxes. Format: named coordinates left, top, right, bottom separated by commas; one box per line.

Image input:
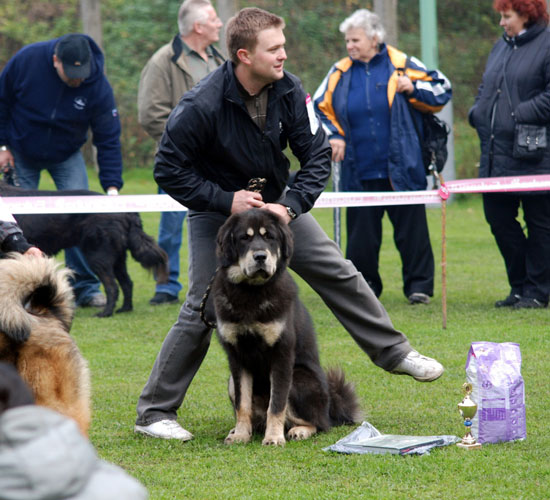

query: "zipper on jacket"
left=45, top=86, right=66, bottom=159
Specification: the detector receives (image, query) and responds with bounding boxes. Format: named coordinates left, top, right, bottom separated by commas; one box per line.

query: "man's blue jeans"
left=155, top=187, right=186, bottom=298
left=12, top=149, right=102, bottom=305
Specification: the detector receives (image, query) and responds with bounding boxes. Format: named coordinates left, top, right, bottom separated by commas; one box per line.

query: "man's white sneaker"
left=392, top=350, right=444, bottom=382
left=134, top=419, right=193, bottom=441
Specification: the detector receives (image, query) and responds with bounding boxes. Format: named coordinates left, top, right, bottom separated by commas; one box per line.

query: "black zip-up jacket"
left=154, top=61, right=331, bottom=216
left=0, top=220, right=32, bottom=255
left=469, top=23, right=550, bottom=178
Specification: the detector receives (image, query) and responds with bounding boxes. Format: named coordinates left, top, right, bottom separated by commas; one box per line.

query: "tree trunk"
left=80, top=0, right=102, bottom=170
left=80, top=0, right=103, bottom=49
left=374, top=0, right=398, bottom=46
left=216, top=0, right=238, bottom=56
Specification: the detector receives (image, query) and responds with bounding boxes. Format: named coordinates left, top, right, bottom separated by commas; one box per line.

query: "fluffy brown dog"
left=0, top=254, right=91, bottom=436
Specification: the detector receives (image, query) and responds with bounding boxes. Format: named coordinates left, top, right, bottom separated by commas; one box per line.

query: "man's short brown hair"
left=225, top=7, right=285, bottom=65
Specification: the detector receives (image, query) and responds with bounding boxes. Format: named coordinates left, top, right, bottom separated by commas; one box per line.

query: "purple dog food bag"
left=465, top=342, right=526, bottom=444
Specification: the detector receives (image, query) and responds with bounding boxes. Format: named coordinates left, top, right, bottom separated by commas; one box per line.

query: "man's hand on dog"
left=231, top=189, right=264, bottom=212
left=262, top=203, right=292, bottom=224
left=24, top=247, right=44, bottom=258
left=231, top=191, right=292, bottom=224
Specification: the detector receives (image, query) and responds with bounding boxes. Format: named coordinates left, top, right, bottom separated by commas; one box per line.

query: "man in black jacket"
left=135, top=7, right=444, bottom=441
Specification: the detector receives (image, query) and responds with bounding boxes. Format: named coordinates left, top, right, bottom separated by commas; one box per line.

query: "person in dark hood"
left=0, top=33, right=124, bottom=307
left=469, top=0, right=550, bottom=309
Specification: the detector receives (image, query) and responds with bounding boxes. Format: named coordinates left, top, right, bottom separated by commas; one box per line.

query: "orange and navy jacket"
left=313, top=44, right=452, bottom=191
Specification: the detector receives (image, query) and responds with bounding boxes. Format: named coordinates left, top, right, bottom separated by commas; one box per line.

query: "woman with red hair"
left=469, top=0, right=550, bottom=309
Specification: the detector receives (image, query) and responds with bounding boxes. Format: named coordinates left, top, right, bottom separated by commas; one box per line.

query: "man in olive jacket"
left=138, top=0, right=224, bottom=305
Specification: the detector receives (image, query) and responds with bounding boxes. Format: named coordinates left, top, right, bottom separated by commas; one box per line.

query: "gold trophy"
left=457, top=382, right=482, bottom=450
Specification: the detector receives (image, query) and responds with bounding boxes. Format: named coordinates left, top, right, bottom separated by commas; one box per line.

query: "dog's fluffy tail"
left=0, top=254, right=74, bottom=343
left=326, top=368, right=363, bottom=426
left=126, top=214, right=169, bottom=283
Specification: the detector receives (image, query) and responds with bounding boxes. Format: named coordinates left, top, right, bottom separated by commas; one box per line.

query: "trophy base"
left=456, top=441, right=482, bottom=450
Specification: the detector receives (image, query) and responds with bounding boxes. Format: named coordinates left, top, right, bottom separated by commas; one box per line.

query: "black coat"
left=154, top=61, right=331, bottom=217
left=469, top=23, right=550, bottom=178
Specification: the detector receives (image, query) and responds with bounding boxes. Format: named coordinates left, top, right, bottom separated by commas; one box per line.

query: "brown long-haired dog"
left=0, top=254, right=91, bottom=436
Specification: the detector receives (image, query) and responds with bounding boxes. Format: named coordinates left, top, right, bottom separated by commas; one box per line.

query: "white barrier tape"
left=314, top=189, right=442, bottom=208
left=0, top=198, right=16, bottom=222
left=3, top=194, right=187, bottom=214
left=2, top=174, right=550, bottom=215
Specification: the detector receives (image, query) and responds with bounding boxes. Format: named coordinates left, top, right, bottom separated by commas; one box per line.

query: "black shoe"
left=495, top=294, right=521, bottom=308
left=408, top=292, right=430, bottom=305
left=149, top=292, right=179, bottom=305
left=512, top=297, right=548, bottom=309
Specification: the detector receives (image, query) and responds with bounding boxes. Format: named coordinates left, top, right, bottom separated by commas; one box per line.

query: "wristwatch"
left=285, top=206, right=297, bottom=220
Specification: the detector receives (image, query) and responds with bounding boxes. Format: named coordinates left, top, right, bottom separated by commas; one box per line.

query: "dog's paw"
left=116, top=305, right=133, bottom=314
left=224, top=428, right=251, bottom=445
left=262, top=433, right=286, bottom=446
left=287, top=425, right=316, bottom=441
left=95, top=310, right=113, bottom=318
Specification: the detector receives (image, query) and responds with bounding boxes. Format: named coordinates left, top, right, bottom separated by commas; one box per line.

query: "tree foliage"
left=0, top=0, right=502, bottom=175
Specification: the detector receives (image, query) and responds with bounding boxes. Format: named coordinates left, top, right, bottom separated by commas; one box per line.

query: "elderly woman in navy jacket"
left=469, top=0, right=550, bottom=309
left=314, top=9, right=451, bottom=305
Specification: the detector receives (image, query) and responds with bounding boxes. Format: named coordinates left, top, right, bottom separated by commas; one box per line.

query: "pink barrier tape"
left=2, top=175, right=550, bottom=215
left=444, top=174, right=550, bottom=194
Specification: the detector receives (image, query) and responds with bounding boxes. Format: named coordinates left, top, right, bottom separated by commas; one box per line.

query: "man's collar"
left=181, top=39, right=214, bottom=58
left=234, top=75, right=272, bottom=99
left=224, top=61, right=295, bottom=102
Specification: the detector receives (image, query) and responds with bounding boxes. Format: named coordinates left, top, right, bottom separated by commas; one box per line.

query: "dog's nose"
left=253, top=250, right=267, bottom=263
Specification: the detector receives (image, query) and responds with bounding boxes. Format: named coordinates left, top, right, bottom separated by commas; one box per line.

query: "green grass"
left=38, top=169, right=550, bottom=499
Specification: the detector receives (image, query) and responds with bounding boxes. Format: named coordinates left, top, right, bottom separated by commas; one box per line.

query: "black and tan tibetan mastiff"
left=0, top=182, right=169, bottom=317
left=212, top=209, right=362, bottom=446
left=0, top=254, right=91, bottom=435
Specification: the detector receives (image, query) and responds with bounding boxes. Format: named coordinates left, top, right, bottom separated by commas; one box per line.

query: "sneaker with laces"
left=408, top=292, right=430, bottom=305
left=392, top=350, right=444, bottom=382
left=134, top=419, right=193, bottom=441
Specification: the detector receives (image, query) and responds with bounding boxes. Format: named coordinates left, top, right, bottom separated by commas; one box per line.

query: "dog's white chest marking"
left=218, top=319, right=285, bottom=346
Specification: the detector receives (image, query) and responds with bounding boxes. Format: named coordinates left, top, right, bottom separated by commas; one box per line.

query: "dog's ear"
left=277, top=217, right=294, bottom=262
left=216, top=216, right=239, bottom=267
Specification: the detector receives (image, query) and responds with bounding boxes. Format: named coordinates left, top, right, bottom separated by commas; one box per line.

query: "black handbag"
left=512, top=123, right=547, bottom=161
left=503, top=61, right=547, bottom=162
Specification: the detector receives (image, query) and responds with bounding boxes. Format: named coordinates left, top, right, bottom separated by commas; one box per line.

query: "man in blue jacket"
left=0, top=34, right=124, bottom=307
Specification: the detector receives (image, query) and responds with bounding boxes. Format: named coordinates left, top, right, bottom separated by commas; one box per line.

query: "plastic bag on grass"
left=465, top=342, right=526, bottom=444
left=324, top=421, right=459, bottom=456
